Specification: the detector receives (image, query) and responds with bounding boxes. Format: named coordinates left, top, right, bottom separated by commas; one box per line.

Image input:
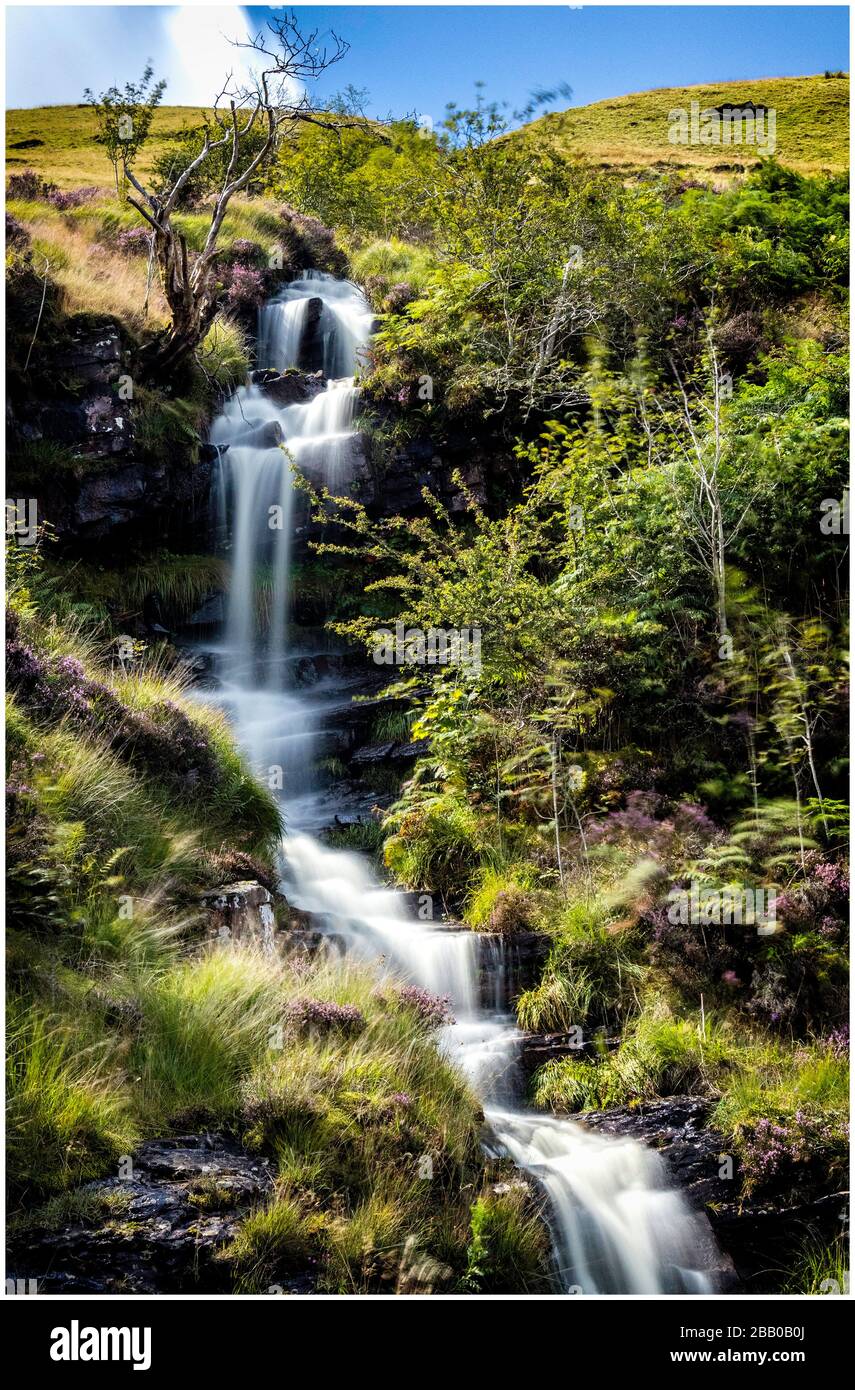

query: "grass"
left=383, top=788, right=494, bottom=897
left=131, top=949, right=286, bottom=1126
left=525, top=75, right=849, bottom=178
left=44, top=553, right=229, bottom=625
left=350, top=237, right=438, bottom=302
left=6, top=1003, right=138, bottom=1201
left=465, top=862, right=540, bottom=933
left=10, top=208, right=166, bottom=330
left=515, top=899, right=644, bottom=1033
left=7, top=1184, right=133, bottom=1238
left=224, top=1190, right=315, bottom=1293
left=532, top=1006, right=727, bottom=1111
left=784, top=1233, right=849, bottom=1295
left=6, top=105, right=218, bottom=187
left=462, top=1186, right=551, bottom=1294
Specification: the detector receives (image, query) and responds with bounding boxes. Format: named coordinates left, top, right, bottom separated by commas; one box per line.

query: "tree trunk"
left=135, top=223, right=220, bottom=377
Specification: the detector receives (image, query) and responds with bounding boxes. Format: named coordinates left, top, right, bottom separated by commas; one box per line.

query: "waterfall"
left=208, top=271, right=720, bottom=1295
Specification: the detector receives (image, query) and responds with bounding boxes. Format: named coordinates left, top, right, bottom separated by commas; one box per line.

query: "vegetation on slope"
left=5, top=60, right=850, bottom=1294
left=526, top=75, right=849, bottom=177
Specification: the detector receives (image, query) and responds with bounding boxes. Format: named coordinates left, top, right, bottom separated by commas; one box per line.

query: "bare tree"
left=88, top=13, right=350, bottom=375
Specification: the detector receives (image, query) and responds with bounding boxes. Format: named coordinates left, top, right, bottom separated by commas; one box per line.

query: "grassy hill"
left=525, top=74, right=849, bottom=176
left=7, top=75, right=849, bottom=193
left=6, top=104, right=214, bottom=188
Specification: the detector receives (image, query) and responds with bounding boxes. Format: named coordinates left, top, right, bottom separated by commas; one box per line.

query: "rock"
left=578, top=1097, right=848, bottom=1292
left=7, top=1135, right=278, bottom=1294
left=199, top=880, right=276, bottom=953
left=185, top=591, right=226, bottom=628
left=252, top=369, right=325, bottom=406
left=519, top=1030, right=619, bottom=1076
left=56, top=325, right=123, bottom=386
left=40, top=393, right=134, bottom=462
left=225, top=419, right=284, bottom=450
left=350, top=737, right=429, bottom=765
left=298, top=296, right=326, bottom=371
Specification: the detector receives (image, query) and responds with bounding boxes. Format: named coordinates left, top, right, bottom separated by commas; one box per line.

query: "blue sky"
left=5, top=4, right=850, bottom=117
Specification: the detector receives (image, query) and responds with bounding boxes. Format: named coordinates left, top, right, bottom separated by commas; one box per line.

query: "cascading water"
left=208, top=271, right=720, bottom=1295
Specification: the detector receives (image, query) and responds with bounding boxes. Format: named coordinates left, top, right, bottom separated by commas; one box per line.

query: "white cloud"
left=5, top=5, right=305, bottom=110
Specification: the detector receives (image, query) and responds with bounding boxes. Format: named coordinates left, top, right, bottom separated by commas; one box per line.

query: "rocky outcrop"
left=7, top=1135, right=284, bottom=1295
left=579, top=1097, right=849, bottom=1292
left=7, top=320, right=213, bottom=550
left=199, top=881, right=277, bottom=953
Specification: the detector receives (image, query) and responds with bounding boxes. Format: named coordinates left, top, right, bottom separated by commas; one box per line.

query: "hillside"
left=525, top=74, right=849, bottom=176
left=7, top=74, right=849, bottom=193
left=5, top=51, right=850, bottom=1301
left=6, top=104, right=214, bottom=187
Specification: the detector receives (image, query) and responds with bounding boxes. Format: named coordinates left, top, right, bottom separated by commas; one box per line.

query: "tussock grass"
left=463, top=1185, right=551, bottom=1294
left=516, top=899, right=644, bottom=1033
left=532, top=1005, right=727, bottom=1111
left=225, top=1190, right=315, bottom=1293
left=7, top=1004, right=137, bottom=1200
left=350, top=237, right=438, bottom=301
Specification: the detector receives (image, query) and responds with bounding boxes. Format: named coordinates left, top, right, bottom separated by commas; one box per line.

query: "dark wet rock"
left=351, top=737, right=429, bottom=765
left=55, top=325, right=123, bottom=386
left=578, top=1097, right=848, bottom=1292
left=6, top=1135, right=278, bottom=1295
left=251, top=368, right=325, bottom=406
left=184, top=591, right=226, bottom=629
left=519, top=1030, right=619, bottom=1076
left=298, top=296, right=326, bottom=372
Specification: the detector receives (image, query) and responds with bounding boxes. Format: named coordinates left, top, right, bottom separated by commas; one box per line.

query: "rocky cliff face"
left=7, top=319, right=213, bottom=553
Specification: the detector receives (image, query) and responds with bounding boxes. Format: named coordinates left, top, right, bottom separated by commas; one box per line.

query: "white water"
left=209, top=271, right=719, bottom=1294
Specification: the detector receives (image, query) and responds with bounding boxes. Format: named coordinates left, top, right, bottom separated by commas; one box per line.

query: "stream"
left=207, top=269, right=720, bottom=1295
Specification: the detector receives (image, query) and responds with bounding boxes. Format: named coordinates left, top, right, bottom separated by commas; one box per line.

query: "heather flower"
left=394, top=985, right=453, bottom=1028
left=50, top=186, right=99, bottom=210
left=116, top=226, right=153, bottom=256
left=285, top=998, right=365, bottom=1036
left=230, top=238, right=262, bottom=262
left=225, top=262, right=267, bottom=309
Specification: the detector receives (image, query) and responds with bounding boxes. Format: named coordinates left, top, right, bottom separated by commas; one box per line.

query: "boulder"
left=199, top=880, right=276, bottom=953
left=225, top=419, right=284, bottom=450
left=55, top=325, right=123, bottom=386
left=252, top=368, right=325, bottom=407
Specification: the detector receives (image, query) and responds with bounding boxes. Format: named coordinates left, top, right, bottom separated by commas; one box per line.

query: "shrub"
left=196, top=316, right=250, bottom=389
left=115, top=225, right=152, bottom=256
left=7, top=169, right=56, bottom=201
left=276, top=206, right=348, bottom=277
left=390, top=984, right=453, bottom=1028
left=462, top=1186, right=550, bottom=1293
left=285, top=998, right=366, bottom=1037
